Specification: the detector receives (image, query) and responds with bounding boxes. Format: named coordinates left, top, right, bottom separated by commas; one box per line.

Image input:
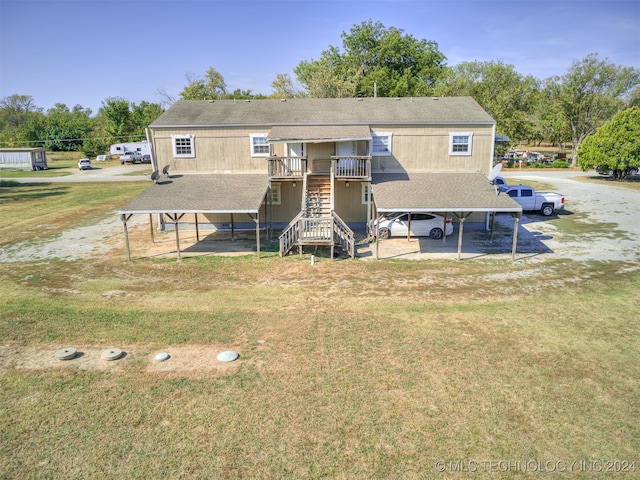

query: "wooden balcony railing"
left=267, top=156, right=306, bottom=179
left=332, top=156, right=371, bottom=179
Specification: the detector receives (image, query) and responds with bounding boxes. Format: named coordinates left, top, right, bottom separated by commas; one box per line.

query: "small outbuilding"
left=0, top=148, right=48, bottom=171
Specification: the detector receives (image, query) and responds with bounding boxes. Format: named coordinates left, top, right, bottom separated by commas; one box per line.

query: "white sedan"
left=78, top=158, right=92, bottom=170
left=373, top=212, right=453, bottom=239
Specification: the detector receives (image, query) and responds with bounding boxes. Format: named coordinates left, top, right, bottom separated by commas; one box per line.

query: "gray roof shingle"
left=150, top=97, right=495, bottom=128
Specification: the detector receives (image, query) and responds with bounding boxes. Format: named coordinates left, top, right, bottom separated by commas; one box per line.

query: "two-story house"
left=119, top=97, right=521, bottom=259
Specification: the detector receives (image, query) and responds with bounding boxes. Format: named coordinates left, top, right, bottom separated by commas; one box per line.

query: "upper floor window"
left=449, top=132, right=473, bottom=156
left=371, top=132, right=392, bottom=156
left=172, top=134, right=195, bottom=158
left=251, top=134, right=270, bottom=157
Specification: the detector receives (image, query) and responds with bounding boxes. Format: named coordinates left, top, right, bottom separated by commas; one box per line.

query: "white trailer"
left=110, top=141, right=151, bottom=157
left=0, top=148, right=48, bottom=170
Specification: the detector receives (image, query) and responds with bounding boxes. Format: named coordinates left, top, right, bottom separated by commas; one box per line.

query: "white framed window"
left=371, top=132, right=392, bottom=156
left=251, top=134, right=270, bottom=157
left=449, top=132, right=473, bottom=156
left=361, top=183, right=371, bottom=205
left=270, top=183, right=281, bottom=205
left=171, top=134, right=195, bottom=158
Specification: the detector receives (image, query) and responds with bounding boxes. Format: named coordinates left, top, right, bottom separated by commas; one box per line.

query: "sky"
left=1, top=0, right=639, bottom=114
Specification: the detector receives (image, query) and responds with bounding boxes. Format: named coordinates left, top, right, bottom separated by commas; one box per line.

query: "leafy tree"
left=271, top=73, right=300, bottom=99
left=578, top=106, right=640, bottom=179
left=0, top=94, right=43, bottom=146
left=294, top=20, right=446, bottom=98
left=41, top=104, right=92, bottom=151
left=180, top=67, right=228, bottom=100
left=433, top=61, right=538, bottom=144
left=130, top=101, right=164, bottom=137
left=546, top=53, right=640, bottom=164
left=99, top=97, right=134, bottom=142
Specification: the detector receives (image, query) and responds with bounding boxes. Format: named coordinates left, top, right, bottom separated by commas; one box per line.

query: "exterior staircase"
left=304, top=174, right=332, bottom=216
left=278, top=174, right=355, bottom=258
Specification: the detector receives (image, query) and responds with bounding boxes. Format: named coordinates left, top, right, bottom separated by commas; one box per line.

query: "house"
left=119, top=97, right=522, bottom=259
left=0, top=147, right=48, bottom=171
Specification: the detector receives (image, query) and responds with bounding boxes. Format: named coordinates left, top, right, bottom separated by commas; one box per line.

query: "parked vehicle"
left=120, top=151, right=142, bottom=164
left=141, top=154, right=151, bottom=163
left=372, top=212, right=454, bottom=239
left=499, top=184, right=565, bottom=216
left=78, top=158, right=92, bottom=170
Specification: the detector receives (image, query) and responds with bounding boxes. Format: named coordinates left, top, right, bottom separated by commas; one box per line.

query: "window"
left=269, top=183, right=282, bottom=205
left=251, top=134, right=270, bottom=157
left=371, top=132, right=392, bottom=156
left=449, top=132, right=473, bottom=156
left=521, top=189, right=533, bottom=197
left=361, top=183, right=371, bottom=204
left=172, top=134, right=195, bottom=158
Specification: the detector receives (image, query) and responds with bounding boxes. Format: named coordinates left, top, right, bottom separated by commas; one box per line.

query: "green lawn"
left=0, top=182, right=638, bottom=478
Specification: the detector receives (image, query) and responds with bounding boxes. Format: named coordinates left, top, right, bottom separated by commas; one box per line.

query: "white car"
left=78, top=158, right=92, bottom=170
left=372, top=212, right=454, bottom=239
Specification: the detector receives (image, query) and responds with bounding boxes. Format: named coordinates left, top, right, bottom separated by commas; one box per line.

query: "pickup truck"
left=120, top=151, right=142, bottom=164
left=500, top=184, right=565, bottom=216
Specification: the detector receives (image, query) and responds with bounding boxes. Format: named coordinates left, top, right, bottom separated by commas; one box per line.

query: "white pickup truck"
left=120, top=151, right=142, bottom=164
left=499, top=184, right=565, bottom=216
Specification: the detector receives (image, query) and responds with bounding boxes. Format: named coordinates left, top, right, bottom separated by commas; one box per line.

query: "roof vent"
left=280, top=99, right=287, bottom=102
left=395, top=97, right=401, bottom=101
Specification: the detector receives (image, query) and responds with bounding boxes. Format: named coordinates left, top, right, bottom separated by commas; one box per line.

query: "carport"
left=370, top=172, right=523, bottom=260
left=118, top=174, right=269, bottom=261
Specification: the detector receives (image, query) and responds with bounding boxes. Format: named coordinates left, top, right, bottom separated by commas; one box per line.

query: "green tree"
left=130, top=101, right=164, bottom=137
left=180, top=67, right=228, bottom=100
left=577, top=106, right=640, bottom=179
left=433, top=61, right=538, bottom=144
left=99, top=97, right=134, bottom=142
left=546, top=53, right=639, bottom=164
left=41, top=103, right=92, bottom=151
left=294, top=20, right=446, bottom=98
left=271, top=73, right=300, bottom=99
left=0, top=94, right=43, bottom=147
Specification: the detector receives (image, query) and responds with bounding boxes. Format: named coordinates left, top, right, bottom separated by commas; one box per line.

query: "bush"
left=551, top=160, right=569, bottom=168
left=530, top=162, right=546, bottom=168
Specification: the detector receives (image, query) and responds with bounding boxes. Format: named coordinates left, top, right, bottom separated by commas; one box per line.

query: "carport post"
left=149, top=214, right=154, bottom=243
left=174, top=217, right=181, bottom=261
left=195, top=213, right=200, bottom=242
left=490, top=212, right=496, bottom=242
left=457, top=216, right=465, bottom=260
left=253, top=213, right=261, bottom=258
left=511, top=214, right=520, bottom=262
left=121, top=214, right=133, bottom=261
left=443, top=212, right=448, bottom=243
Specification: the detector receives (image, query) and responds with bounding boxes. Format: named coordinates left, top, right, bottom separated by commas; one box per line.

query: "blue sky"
left=1, top=0, right=638, bottom=114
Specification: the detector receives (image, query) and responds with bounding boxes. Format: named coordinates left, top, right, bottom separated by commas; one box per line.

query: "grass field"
left=1, top=181, right=638, bottom=478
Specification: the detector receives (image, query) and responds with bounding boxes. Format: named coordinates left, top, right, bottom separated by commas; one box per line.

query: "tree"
left=99, top=97, right=134, bottom=141
left=179, top=67, right=228, bottom=100
left=546, top=53, right=640, bottom=164
left=577, top=106, right=640, bottom=179
left=294, top=20, right=446, bottom=98
left=41, top=104, right=92, bottom=151
left=271, top=73, right=300, bottom=99
left=0, top=94, right=43, bottom=147
left=433, top=61, right=538, bottom=144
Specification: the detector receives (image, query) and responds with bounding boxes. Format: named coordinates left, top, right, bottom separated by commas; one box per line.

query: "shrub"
left=551, top=160, right=569, bottom=168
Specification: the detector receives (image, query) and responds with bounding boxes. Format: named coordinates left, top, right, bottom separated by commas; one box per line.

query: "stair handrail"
left=332, top=211, right=355, bottom=258
left=279, top=211, right=305, bottom=257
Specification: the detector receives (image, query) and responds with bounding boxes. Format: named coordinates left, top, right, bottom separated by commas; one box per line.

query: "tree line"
left=1, top=20, right=638, bottom=164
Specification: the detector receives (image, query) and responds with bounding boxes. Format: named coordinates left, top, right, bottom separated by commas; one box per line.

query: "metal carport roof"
left=370, top=172, right=523, bottom=260
left=371, top=172, right=522, bottom=213
left=118, top=174, right=269, bottom=260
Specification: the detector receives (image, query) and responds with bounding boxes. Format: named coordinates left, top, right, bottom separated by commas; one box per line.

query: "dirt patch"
left=0, top=343, right=245, bottom=374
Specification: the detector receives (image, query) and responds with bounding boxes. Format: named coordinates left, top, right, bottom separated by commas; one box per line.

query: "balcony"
left=332, top=156, right=371, bottom=180
left=267, top=156, right=306, bottom=179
